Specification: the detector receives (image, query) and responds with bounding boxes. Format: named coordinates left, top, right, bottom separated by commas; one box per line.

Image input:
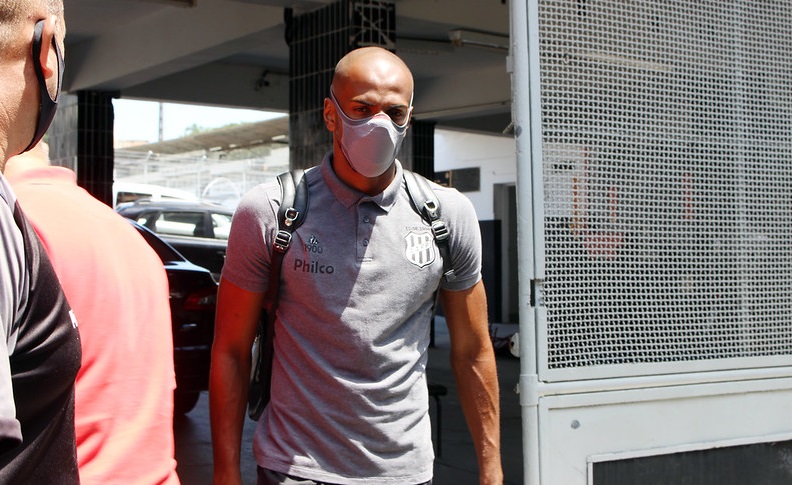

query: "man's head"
left=324, top=47, right=414, bottom=192
left=0, top=0, right=65, bottom=171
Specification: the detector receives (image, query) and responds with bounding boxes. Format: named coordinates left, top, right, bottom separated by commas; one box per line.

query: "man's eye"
left=389, top=111, right=406, bottom=123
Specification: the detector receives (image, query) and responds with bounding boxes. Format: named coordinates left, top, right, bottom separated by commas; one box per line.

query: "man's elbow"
left=450, top=342, right=496, bottom=371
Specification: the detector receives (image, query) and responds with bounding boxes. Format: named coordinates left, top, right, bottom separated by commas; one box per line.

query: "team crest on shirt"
left=405, top=231, right=436, bottom=268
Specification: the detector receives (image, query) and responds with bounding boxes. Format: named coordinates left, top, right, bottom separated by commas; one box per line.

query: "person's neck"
left=332, top=151, right=396, bottom=196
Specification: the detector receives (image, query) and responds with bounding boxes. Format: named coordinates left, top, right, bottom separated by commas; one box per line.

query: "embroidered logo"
left=306, top=235, right=323, bottom=254
left=405, top=231, right=435, bottom=268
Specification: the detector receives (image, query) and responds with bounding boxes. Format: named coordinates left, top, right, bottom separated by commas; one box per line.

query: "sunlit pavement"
left=173, top=318, right=523, bottom=484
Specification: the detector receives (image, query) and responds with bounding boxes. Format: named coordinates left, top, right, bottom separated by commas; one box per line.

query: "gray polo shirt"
left=223, top=154, right=482, bottom=484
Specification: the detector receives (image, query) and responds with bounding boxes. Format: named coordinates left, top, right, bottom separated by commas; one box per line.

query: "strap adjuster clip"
left=431, top=220, right=449, bottom=242
left=274, top=230, right=292, bottom=252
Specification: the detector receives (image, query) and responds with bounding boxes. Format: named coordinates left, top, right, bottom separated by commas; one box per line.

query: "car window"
left=132, top=212, right=156, bottom=228
left=126, top=220, right=185, bottom=264
left=211, top=212, right=232, bottom=240
left=117, top=191, right=149, bottom=205
left=154, top=211, right=207, bottom=237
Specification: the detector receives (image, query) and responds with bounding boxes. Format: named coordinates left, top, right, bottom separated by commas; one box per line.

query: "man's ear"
left=37, top=16, right=59, bottom=79
left=323, top=98, right=336, bottom=132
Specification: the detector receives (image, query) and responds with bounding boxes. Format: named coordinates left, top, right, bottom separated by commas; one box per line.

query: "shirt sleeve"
left=220, top=182, right=281, bottom=293
left=0, top=182, right=24, bottom=449
left=436, top=185, right=483, bottom=292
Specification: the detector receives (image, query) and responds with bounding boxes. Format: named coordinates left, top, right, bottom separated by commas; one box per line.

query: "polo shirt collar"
left=321, top=152, right=403, bottom=213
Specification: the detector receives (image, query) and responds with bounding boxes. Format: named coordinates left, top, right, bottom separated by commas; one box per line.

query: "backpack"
left=247, top=168, right=452, bottom=420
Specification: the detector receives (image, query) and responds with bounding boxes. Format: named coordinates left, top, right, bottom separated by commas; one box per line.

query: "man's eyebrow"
left=350, top=98, right=409, bottom=109
left=349, top=98, right=374, bottom=107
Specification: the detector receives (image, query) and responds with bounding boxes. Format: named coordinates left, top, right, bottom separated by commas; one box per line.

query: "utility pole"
left=158, top=102, right=164, bottom=142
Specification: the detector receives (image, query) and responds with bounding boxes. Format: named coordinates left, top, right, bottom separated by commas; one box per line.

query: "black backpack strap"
left=249, top=168, right=307, bottom=421
left=403, top=170, right=455, bottom=282
left=264, top=169, right=307, bottom=303
left=275, top=170, right=308, bottom=246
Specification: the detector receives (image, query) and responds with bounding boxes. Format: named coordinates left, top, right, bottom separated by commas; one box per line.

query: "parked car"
left=113, top=181, right=198, bottom=207
left=129, top=219, right=218, bottom=414
left=118, top=199, right=233, bottom=279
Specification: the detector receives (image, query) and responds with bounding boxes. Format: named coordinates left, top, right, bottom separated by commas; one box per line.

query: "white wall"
left=434, top=128, right=516, bottom=220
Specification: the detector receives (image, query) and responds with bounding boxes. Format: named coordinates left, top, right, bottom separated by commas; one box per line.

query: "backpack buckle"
left=422, top=200, right=440, bottom=221
left=283, top=207, right=299, bottom=227
left=274, top=229, right=292, bottom=252
left=431, top=220, right=449, bottom=242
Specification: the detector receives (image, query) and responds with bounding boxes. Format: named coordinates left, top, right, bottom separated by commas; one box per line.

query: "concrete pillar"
left=76, top=91, right=115, bottom=206
left=409, top=120, right=436, bottom=179
left=48, top=92, right=79, bottom=172
left=48, top=90, right=116, bottom=206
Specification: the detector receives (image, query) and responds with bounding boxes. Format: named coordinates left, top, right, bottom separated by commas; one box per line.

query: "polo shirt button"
left=363, top=215, right=370, bottom=223
left=362, top=239, right=369, bottom=246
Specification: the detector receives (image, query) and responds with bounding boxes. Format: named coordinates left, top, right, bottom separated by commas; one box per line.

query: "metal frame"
left=512, top=1, right=792, bottom=483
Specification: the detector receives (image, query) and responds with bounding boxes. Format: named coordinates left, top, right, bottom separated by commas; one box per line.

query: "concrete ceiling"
left=62, top=0, right=514, bottom=135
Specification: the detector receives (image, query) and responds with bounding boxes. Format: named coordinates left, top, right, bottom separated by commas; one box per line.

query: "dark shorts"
left=257, top=467, right=432, bottom=485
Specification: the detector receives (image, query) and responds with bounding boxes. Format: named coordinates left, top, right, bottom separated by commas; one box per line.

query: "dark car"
left=118, top=199, right=233, bottom=279
left=129, top=219, right=218, bottom=414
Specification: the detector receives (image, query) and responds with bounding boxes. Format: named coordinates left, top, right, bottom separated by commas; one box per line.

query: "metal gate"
left=511, top=1, right=792, bottom=483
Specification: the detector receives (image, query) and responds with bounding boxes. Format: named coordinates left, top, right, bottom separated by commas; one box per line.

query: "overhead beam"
left=122, top=62, right=290, bottom=112
left=414, top=63, right=511, bottom=120
left=230, top=0, right=335, bottom=12
left=396, top=0, right=509, bottom=35
left=64, top=0, right=283, bottom=92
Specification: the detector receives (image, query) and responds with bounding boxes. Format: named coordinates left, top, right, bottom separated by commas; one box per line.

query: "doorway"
left=494, top=183, right=518, bottom=323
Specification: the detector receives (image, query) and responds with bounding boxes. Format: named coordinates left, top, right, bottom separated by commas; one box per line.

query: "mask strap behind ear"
left=24, top=19, right=63, bottom=153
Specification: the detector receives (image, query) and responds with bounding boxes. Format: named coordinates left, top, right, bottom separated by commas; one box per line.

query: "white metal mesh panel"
left=538, top=0, right=792, bottom=375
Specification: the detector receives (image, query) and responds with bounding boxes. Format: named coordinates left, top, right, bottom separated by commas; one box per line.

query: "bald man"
left=0, top=0, right=82, bottom=482
left=210, top=46, right=502, bottom=485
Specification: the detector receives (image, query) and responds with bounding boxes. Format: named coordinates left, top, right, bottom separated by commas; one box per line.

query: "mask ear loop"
left=398, top=92, right=415, bottom=129
left=24, top=19, right=63, bottom=152
left=328, top=89, right=359, bottom=125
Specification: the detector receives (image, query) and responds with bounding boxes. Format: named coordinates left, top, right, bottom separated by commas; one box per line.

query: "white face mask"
left=330, top=90, right=411, bottom=178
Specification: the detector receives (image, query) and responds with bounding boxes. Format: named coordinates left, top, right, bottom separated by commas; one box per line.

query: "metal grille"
left=287, top=1, right=345, bottom=170
left=287, top=0, right=395, bottom=170
left=538, top=0, right=792, bottom=374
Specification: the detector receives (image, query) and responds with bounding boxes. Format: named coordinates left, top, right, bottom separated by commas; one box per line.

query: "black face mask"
left=23, top=19, right=64, bottom=153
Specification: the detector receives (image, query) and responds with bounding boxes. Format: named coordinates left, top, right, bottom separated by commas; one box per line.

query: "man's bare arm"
left=440, top=280, right=503, bottom=485
left=209, top=278, right=264, bottom=485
